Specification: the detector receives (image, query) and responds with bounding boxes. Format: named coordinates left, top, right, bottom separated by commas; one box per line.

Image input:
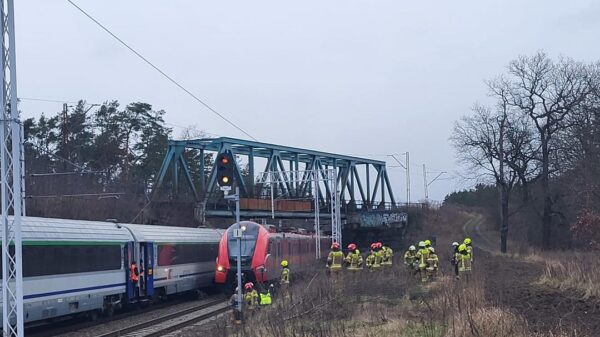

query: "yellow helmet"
left=458, top=244, right=467, bottom=252
left=281, top=260, right=288, bottom=267
left=464, top=238, right=472, bottom=245
left=424, top=239, right=431, bottom=246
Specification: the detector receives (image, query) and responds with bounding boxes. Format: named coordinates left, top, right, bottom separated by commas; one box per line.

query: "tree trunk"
left=541, top=134, right=552, bottom=249
left=500, top=185, right=509, bottom=253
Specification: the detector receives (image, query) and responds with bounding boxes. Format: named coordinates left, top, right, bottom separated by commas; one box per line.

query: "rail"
left=96, top=298, right=229, bottom=337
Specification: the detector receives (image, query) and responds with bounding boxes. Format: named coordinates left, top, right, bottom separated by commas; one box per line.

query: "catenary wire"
left=65, top=0, right=257, bottom=141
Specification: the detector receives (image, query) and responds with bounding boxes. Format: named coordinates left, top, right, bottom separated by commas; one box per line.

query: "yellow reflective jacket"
left=280, top=267, right=290, bottom=284
left=259, top=292, right=272, bottom=305
left=404, top=250, right=416, bottom=265
left=244, top=290, right=259, bottom=309
left=366, top=251, right=382, bottom=269
left=381, top=246, right=394, bottom=265
left=327, top=250, right=344, bottom=270
left=458, top=252, right=472, bottom=272
left=426, top=253, right=439, bottom=270
left=466, top=245, right=473, bottom=261
left=416, top=248, right=430, bottom=269
left=345, top=250, right=363, bottom=270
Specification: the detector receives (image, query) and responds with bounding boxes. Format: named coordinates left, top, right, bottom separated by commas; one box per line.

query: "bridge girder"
left=153, top=137, right=396, bottom=210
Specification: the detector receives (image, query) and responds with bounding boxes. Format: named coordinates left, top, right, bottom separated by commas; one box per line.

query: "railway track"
left=96, top=298, right=230, bottom=337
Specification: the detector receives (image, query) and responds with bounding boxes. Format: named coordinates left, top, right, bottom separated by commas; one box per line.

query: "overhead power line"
left=19, top=97, right=81, bottom=104
left=65, top=0, right=257, bottom=141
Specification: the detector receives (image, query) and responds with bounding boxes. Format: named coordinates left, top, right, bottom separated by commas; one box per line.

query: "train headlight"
left=241, top=225, right=247, bottom=231
left=217, top=265, right=224, bottom=272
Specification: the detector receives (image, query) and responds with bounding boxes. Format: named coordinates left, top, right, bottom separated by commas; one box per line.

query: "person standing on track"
left=327, top=242, right=344, bottom=274
left=345, top=243, right=363, bottom=271
left=230, top=287, right=242, bottom=323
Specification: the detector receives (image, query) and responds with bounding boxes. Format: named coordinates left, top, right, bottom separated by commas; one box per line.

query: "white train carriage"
left=1, top=216, right=132, bottom=324
left=120, top=224, right=222, bottom=298
left=0, top=217, right=223, bottom=326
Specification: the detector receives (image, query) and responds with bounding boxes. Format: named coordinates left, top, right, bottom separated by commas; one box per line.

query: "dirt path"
left=463, top=216, right=600, bottom=336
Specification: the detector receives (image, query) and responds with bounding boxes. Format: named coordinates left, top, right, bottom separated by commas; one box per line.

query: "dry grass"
left=538, top=252, right=600, bottom=301
left=192, top=266, right=578, bottom=337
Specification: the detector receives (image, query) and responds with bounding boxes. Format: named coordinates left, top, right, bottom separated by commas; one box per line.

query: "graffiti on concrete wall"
left=359, top=212, right=408, bottom=228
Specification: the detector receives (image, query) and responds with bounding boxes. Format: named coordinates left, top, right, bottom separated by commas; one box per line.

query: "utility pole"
left=0, top=0, right=24, bottom=336
left=405, top=152, right=410, bottom=204
left=390, top=152, right=411, bottom=205
left=423, top=164, right=447, bottom=202
left=423, top=164, right=428, bottom=200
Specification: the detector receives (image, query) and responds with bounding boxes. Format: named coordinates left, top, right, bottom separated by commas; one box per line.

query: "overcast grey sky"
left=13, top=0, right=600, bottom=201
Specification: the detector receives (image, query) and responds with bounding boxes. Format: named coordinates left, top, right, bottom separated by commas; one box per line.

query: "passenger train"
left=215, top=221, right=329, bottom=286
left=0, top=216, right=222, bottom=326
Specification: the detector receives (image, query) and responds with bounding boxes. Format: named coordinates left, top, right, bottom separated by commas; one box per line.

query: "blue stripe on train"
left=25, top=271, right=214, bottom=299
left=24, top=283, right=126, bottom=300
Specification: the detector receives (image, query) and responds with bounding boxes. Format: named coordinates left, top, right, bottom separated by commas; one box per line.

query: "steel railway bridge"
left=153, top=137, right=399, bottom=221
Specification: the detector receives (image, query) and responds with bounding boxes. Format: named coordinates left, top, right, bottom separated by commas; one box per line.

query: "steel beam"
left=1, top=1, right=24, bottom=335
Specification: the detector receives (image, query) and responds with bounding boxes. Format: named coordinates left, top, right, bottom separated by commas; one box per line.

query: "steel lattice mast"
left=0, top=0, right=24, bottom=335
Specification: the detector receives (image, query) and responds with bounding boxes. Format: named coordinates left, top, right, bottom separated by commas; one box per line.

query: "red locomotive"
left=215, top=221, right=329, bottom=285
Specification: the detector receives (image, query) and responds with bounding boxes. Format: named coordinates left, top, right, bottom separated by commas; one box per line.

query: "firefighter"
left=415, top=241, right=430, bottom=283
left=366, top=243, right=383, bottom=271
left=259, top=285, right=273, bottom=306
left=280, top=260, right=290, bottom=301
left=426, top=246, right=439, bottom=281
left=244, top=282, right=259, bottom=311
left=345, top=243, right=363, bottom=271
left=450, top=242, right=460, bottom=279
left=381, top=243, right=394, bottom=267
left=404, top=245, right=417, bottom=270
left=457, top=244, right=472, bottom=280
left=280, top=260, right=290, bottom=285
left=327, top=242, right=344, bottom=273
left=464, top=238, right=473, bottom=262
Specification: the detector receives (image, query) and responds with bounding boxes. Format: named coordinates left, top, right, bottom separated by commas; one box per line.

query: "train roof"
left=2, top=216, right=225, bottom=244
left=121, top=223, right=223, bottom=244
left=6, top=216, right=133, bottom=243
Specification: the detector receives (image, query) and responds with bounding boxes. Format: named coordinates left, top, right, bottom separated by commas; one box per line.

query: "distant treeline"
left=22, top=100, right=209, bottom=223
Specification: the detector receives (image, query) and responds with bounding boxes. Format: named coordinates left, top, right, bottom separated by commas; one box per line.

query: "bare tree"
left=499, top=52, right=598, bottom=249
left=451, top=101, right=532, bottom=252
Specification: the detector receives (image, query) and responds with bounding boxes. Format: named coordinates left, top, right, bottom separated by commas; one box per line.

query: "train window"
left=157, top=243, right=218, bottom=266
left=20, top=244, right=122, bottom=277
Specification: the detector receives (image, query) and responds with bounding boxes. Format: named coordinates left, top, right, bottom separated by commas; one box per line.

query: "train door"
left=125, top=242, right=135, bottom=300
left=141, top=242, right=154, bottom=297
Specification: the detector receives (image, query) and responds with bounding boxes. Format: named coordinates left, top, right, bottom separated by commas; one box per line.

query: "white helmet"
left=452, top=242, right=459, bottom=246
left=409, top=245, right=416, bottom=251
left=429, top=247, right=435, bottom=253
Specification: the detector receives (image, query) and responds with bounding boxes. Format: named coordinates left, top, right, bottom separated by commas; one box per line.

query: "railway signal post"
left=218, top=152, right=243, bottom=322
